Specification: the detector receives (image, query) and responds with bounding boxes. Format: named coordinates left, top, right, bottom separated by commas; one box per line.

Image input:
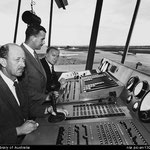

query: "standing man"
left=0, top=43, right=54, bottom=144
left=40, top=47, right=66, bottom=92
left=19, top=24, right=51, bottom=104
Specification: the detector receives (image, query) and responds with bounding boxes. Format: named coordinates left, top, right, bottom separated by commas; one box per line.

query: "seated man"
left=0, top=43, right=55, bottom=144
left=40, top=46, right=66, bottom=93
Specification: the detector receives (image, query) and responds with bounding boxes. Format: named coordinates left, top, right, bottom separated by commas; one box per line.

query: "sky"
left=0, top=0, right=150, bottom=46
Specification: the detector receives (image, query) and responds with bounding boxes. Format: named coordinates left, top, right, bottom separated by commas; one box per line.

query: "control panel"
left=58, top=72, right=124, bottom=104
left=22, top=57, right=150, bottom=145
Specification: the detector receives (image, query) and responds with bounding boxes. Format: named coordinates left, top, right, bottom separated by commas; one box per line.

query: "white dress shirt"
left=46, top=59, right=53, bottom=73
left=0, top=71, right=20, bottom=106
left=23, top=43, right=35, bottom=58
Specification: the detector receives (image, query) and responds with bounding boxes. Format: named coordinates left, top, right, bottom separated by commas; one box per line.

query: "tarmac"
left=55, top=50, right=150, bottom=74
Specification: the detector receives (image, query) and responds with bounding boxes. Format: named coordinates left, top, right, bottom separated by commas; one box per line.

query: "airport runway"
left=55, top=50, right=150, bottom=74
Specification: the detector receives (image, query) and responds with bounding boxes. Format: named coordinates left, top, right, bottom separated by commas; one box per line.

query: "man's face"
left=46, top=49, right=60, bottom=65
left=4, top=46, right=25, bottom=80
left=33, top=30, right=46, bottom=50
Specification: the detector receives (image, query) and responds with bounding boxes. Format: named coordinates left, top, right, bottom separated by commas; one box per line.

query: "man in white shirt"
left=40, top=46, right=66, bottom=92
left=20, top=24, right=53, bottom=104
left=0, top=43, right=54, bottom=144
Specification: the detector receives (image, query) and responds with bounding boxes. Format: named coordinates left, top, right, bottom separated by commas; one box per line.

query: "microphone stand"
left=48, top=82, right=66, bottom=123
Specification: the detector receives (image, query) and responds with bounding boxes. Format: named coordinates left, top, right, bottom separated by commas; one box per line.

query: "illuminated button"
left=132, top=102, right=139, bottom=112
left=126, top=76, right=139, bottom=92
left=133, top=81, right=149, bottom=99
left=126, top=95, right=133, bottom=103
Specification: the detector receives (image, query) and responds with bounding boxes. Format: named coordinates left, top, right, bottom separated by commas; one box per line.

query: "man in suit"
left=0, top=43, right=54, bottom=144
left=19, top=24, right=53, bottom=104
left=40, top=47, right=66, bottom=92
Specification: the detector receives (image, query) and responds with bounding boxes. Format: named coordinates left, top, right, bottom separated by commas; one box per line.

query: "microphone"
left=22, top=10, right=41, bottom=25
left=48, top=90, right=66, bottom=123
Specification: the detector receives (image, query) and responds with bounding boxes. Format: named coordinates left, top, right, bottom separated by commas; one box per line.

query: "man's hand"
left=53, top=91, right=59, bottom=98
left=44, top=106, right=56, bottom=115
left=56, top=108, right=69, bottom=116
left=45, top=91, right=59, bottom=101
left=16, top=120, right=39, bottom=135
left=59, top=78, right=67, bottom=88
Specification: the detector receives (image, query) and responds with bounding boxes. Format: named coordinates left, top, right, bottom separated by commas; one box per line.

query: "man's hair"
left=0, top=44, right=9, bottom=59
left=25, top=24, right=46, bottom=40
left=46, top=46, right=59, bottom=53
left=0, top=44, right=9, bottom=69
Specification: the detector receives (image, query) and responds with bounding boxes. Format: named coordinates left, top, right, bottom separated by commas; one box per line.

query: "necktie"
left=51, top=65, right=54, bottom=74
left=34, top=51, right=39, bottom=62
left=34, top=51, right=47, bottom=78
left=14, top=81, right=21, bottom=106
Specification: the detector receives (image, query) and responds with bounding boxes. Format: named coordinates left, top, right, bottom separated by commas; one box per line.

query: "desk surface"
left=22, top=116, right=64, bottom=145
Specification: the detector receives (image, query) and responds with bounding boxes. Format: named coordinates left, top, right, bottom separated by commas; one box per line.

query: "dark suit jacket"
left=19, top=44, right=47, bottom=104
left=0, top=76, right=46, bottom=144
left=40, top=57, right=59, bottom=92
